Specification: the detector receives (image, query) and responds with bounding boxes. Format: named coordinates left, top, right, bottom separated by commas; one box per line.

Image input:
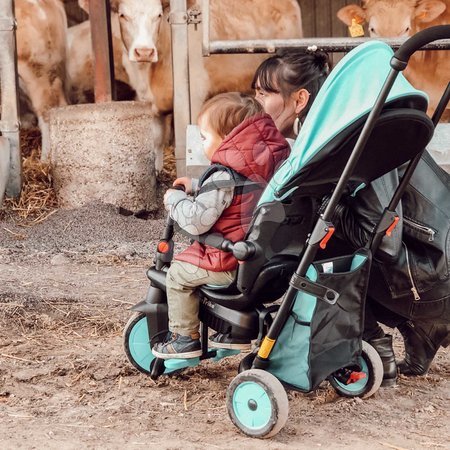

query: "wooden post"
left=89, top=0, right=116, bottom=103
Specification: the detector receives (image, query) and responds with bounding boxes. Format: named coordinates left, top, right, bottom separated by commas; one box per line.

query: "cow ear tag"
left=349, top=18, right=365, bottom=37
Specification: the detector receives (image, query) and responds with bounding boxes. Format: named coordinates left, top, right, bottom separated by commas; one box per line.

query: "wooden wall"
left=63, top=0, right=88, bottom=27
left=299, top=0, right=357, bottom=37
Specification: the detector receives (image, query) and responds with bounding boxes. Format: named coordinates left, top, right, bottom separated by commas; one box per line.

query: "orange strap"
left=386, top=216, right=400, bottom=237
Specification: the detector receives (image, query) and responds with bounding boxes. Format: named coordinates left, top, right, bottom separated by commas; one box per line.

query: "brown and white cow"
left=66, top=16, right=153, bottom=104
left=73, top=0, right=164, bottom=103
left=15, top=0, right=69, bottom=160
left=337, top=0, right=450, bottom=121
left=78, top=0, right=303, bottom=114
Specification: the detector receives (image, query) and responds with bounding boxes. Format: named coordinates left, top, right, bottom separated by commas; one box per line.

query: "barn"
left=0, top=3, right=450, bottom=445
left=1, top=0, right=449, bottom=208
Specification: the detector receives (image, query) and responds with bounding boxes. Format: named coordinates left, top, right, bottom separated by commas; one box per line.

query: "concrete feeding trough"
left=49, top=101, right=163, bottom=213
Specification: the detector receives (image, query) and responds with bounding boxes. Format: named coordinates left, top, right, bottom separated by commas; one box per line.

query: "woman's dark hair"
left=252, top=49, right=331, bottom=121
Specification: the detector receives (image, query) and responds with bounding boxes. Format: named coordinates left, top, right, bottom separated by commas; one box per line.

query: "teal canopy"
left=258, top=41, right=428, bottom=205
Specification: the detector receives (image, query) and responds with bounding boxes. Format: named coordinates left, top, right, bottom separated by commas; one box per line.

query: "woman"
left=252, top=50, right=450, bottom=387
left=204, top=50, right=331, bottom=350
left=336, top=151, right=450, bottom=383
left=252, top=49, right=330, bottom=143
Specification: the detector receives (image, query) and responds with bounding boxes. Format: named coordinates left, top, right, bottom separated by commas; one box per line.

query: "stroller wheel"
left=227, top=369, right=288, bottom=438
left=123, top=312, right=177, bottom=376
left=328, top=340, right=383, bottom=399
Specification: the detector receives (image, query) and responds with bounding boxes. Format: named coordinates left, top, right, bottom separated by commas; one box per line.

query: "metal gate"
left=0, top=0, right=21, bottom=206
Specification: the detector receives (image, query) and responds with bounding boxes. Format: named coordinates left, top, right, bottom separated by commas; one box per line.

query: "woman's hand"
left=173, top=177, right=192, bottom=194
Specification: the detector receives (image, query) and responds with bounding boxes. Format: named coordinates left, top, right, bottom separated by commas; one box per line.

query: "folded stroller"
left=124, top=26, right=450, bottom=438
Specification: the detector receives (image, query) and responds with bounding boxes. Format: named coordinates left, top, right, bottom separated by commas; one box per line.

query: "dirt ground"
left=0, top=197, right=449, bottom=450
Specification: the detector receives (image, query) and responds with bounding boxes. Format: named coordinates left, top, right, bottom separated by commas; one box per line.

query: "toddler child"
left=152, top=92, right=289, bottom=359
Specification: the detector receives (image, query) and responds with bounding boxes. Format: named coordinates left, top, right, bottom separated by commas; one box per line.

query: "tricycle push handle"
left=392, top=25, right=450, bottom=70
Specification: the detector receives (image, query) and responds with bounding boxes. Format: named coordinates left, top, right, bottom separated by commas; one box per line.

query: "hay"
left=158, top=145, right=177, bottom=184
left=2, top=129, right=177, bottom=224
left=1, top=128, right=58, bottom=224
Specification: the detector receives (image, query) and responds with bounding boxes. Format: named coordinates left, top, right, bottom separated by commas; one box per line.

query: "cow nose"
left=134, top=48, right=155, bottom=61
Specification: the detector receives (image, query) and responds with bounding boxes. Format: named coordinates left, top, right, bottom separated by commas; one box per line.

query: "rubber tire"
left=238, top=351, right=257, bottom=373
left=227, top=369, right=289, bottom=439
left=123, top=312, right=178, bottom=376
left=329, top=340, right=383, bottom=399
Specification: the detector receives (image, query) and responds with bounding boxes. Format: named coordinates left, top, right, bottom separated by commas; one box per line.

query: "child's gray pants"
left=166, top=260, right=235, bottom=336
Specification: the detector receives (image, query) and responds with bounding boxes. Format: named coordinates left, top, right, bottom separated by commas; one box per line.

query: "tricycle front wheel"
left=227, top=369, right=289, bottom=438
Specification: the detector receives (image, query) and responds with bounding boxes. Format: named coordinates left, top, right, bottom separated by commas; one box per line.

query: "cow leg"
left=17, top=82, right=38, bottom=130
left=149, top=113, right=172, bottom=174
left=18, top=62, right=68, bottom=161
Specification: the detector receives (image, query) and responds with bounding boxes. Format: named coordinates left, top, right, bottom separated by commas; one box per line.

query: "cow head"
left=337, top=0, right=447, bottom=37
left=79, top=0, right=166, bottom=63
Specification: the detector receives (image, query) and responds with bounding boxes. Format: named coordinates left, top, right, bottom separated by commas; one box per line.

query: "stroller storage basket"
left=267, top=249, right=372, bottom=391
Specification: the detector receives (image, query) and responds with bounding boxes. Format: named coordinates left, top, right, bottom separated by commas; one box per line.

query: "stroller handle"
left=392, top=25, right=450, bottom=69
left=162, top=184, right=186, bottom=239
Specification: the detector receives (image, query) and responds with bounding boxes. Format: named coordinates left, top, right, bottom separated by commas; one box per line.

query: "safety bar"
left=206, top=36, right=450, bottom=55
left=392, top=24, right=450, bottom=68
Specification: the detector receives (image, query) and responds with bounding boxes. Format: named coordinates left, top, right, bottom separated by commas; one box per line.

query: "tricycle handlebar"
left=392, top=25, right=450, bottom=70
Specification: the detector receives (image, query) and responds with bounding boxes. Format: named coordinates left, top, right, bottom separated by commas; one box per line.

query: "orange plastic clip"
left=319, top=226, right=335, bottom=249
left=386, top=216, right=400, bottom=237
left=347, top=371, right=367, bottom=385
left=157, top=241, right=170, bottom=253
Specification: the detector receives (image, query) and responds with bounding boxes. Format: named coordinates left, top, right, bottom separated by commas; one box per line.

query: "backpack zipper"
left=403, top=242, right=421, bottom=301
left=404, top=217, right=436, bottom=242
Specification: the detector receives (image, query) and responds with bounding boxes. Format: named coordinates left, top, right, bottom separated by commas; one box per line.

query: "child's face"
left=198, top=114, right=222, bottom=161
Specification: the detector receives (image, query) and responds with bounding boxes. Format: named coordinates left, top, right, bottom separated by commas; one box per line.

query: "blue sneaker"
left=152, top=331, right=202, bottom=359
left=208, top=332, right=251, bottom=351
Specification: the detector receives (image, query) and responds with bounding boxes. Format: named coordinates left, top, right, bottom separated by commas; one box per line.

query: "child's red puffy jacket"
left=175, top=113, right=290, bottom=272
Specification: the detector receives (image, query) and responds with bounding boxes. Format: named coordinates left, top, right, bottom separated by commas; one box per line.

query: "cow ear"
left=109, top=0, right=120, bottom=13
left=78, top=0, right=89, bottom=14
left=337, top=4, right=366, bottom=26
left=415, top=0, right=446, bottom=23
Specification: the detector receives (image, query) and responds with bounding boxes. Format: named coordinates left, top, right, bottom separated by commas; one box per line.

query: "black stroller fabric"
left=267, top=250, right=372, bottom=391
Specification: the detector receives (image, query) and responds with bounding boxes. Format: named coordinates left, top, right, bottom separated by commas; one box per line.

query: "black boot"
left=397, top=321, right=450, bottom=376
left=368, top=334, right=397, bottom=387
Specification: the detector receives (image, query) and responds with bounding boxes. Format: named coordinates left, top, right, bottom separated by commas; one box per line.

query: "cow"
left=75, top=0, right=302, bottom=171
left=66, top=17, right=153, bottom=104
left=15, top=0, right=69, bottom=160
left=78, top=0, right=304, bottom=114
left=337, top=0, right=450, bottom=121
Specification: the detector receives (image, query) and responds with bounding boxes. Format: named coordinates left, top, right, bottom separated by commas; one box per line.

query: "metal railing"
left=206, top=36, right=450, bottom=54
left=0, top=0, right=21, bottom=205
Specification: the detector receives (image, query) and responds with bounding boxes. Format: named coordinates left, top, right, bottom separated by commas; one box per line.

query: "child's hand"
left=163, top=189, right=179, bottom=206
left=173, top=177, right=192, bottom=194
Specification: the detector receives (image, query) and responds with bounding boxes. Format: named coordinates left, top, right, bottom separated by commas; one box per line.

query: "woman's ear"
left=294, top=89, right=311, bottom=115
